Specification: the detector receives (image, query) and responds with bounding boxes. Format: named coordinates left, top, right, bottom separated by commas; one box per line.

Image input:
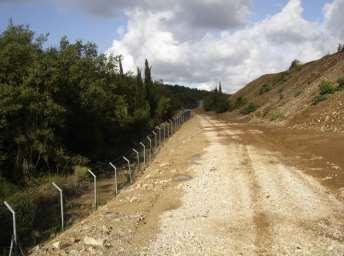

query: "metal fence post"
left=157, top=127, right=161, bottom=145
left=147, top=136, right=152, bottom=162
left=140, top=142, right=146, bottom=167
left=109, top=162, right=118, bottom=195
left=123, top=156, right=132, bottom=184
left=3, top=201, right=24, bottom=256
left=3, top=201, right=17, bottom=243
left=87, top=169, right=97, bottom=209
left=132, top=148, right=140, bottom=170
left=152, top=131, right=158, bottom=150
left=52, top=182, right=64, bottom=231
left=163, top=124, right=166, bottom=141
left=169, top=119, right=173, bottom=134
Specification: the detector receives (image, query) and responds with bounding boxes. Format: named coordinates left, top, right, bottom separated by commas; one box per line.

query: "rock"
left=83, top=236, right=104, bottom=247
left=129, top=196, right=139, bottom=203
left=102, top=225, right=112, bottom=235
left=52, top=241, right=61, bottom=249
left=103, top=239, right=112, bottom=249
left=142, top=184, right=153, bottom=190
left=68, top=250, right=79, bottom=256
left=31, top=245, right=40, bottom=252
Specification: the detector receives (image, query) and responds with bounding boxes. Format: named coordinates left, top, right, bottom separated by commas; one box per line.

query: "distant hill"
left=227, top=51, right=344, bottom=133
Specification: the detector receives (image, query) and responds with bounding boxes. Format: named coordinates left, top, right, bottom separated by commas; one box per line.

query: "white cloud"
left=107, top=0, right=343, bottom=93
left=324, top=0, right=344, bottom=40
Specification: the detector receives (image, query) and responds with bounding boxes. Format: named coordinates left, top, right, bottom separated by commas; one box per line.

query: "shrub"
left=259, top=84, right=272, bottom=95
left=240, top=103, right=257, bottom=115
left=74, top=165, right=88, bottom=180
left=215, top=96, right=229, bottom=113
left=337, top=77, right=344, bottom=91
left=233, top=96, right=247, bottom=109
left=312, top=94, right=328, bottom=105
left=0, top=178, right=18, bottom=200
left=0, top=192, right=36, bottom=247
left=270, top=111, right=284, bottom=121
left=319, top=80, right=335, bottom=95
left=203, top=91, right=229, bottom=113
left=203, top=95, right=215, bottom=111
left=289, top=59, right=302, bottom=71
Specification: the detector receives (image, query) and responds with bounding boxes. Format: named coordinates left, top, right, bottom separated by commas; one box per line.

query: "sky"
left=1, top=0, right=343, bottom=92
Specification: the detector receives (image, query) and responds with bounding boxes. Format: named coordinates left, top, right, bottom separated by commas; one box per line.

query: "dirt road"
left=30, top=114, right=344, bottom=256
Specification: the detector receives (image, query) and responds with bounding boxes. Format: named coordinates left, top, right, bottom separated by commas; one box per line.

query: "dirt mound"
left=228, top=51, right=344, bottom=133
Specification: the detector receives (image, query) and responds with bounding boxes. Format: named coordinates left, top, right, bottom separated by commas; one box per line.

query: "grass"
left=0, top=169, right=90, bottom=252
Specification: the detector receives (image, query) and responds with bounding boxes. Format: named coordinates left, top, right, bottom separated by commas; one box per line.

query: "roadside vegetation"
left=0, top=23, right=210, bottom=252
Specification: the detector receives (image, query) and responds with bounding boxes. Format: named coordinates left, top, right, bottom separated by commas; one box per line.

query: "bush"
left=203, top=91, right=229, bottom=113
left=259, top=84, right=272, bottom=95
left=337, top=77, right=344, bottom=91
left=319, top=80, right=335, bottom=95
left=0, top=192, right=36, bottom=248
left=0, top=178, right=18, bottom=200
left=312, top=94, right=328, bottom=105
left=240, top=103, right=257, bottom=115
left=289, top=59, right=302, bottom=71
left=270, top=111, right=284, bottom=121
left=233, top=96, right=247, bottom=109
left=74, top=165, right=89, bottom=180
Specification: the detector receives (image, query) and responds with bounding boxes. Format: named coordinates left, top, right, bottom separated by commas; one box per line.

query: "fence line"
left=2, top=109, right=192, bottom=255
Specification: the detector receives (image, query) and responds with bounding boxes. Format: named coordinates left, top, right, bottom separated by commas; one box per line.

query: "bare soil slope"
left=228, top=52, right=344, bottom=133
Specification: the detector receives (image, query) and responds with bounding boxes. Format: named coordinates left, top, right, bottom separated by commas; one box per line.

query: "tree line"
left=0, top=23, right=209, bottom=187
left=203, top=81, right=230, bottom=113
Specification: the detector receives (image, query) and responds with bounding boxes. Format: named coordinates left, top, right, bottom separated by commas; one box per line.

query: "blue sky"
left=0, top=0, right=331, bottom=53
left=250, top=0, right=330, bottom=22
left=0, top=0, right=126, bottom=52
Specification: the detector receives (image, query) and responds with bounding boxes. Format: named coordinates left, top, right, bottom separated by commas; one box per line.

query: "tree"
left=203, top=86, right=229, bottom=113
left=144, top=59, right=152, bottom=84
left=0, top=23, right=211, bottom=186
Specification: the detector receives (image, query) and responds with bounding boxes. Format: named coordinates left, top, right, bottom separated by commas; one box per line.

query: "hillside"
left=228, top=51, right=344, bottom=133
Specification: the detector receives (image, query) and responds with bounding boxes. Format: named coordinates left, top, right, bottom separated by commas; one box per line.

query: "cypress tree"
left=119, top=55, right=124, bottom=76
left=144, top=59, right=152, bottom=85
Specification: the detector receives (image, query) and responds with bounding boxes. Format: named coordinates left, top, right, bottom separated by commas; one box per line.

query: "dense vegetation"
left=0, top=23, right=209, bottom=189
left=203, top=82, right=230, bottom=113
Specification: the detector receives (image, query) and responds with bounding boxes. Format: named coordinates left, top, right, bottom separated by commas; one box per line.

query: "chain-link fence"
left=1, top=110, right=192, bottom=256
